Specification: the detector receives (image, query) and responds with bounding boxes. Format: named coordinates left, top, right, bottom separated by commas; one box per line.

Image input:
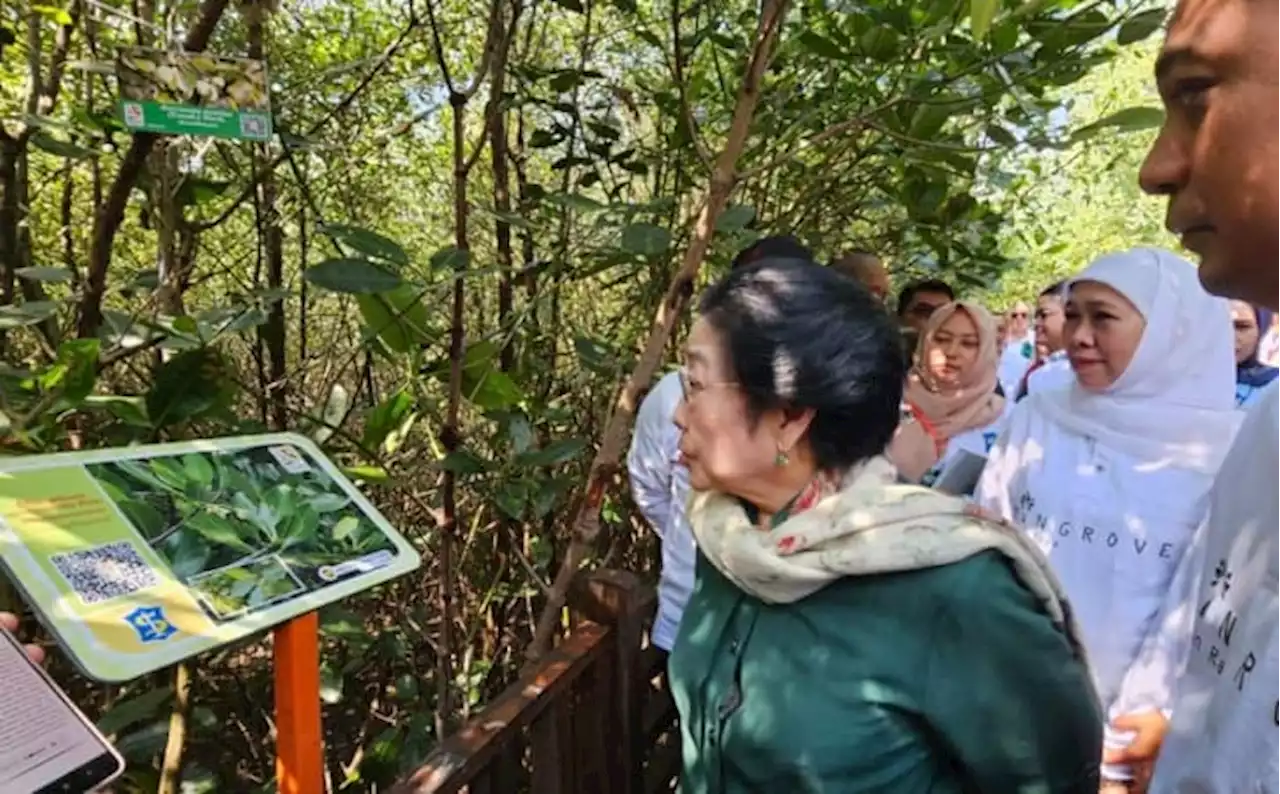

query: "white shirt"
left=1140, top=382, right=1279, bottom=794
left=976, top=398, right=1217, bottom=780
left=1023, top=350, right=1073, bottom=399
left=626, top=371, right=695, bottom=651
left=998, top=333, right=1034, bottom=399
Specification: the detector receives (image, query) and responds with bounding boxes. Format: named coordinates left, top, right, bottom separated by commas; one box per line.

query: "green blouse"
left=669, top=549, right=1102, bottom=793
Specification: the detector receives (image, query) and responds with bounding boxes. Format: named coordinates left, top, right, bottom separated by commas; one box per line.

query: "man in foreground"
left=1106, top=0, right=1278, bottom=791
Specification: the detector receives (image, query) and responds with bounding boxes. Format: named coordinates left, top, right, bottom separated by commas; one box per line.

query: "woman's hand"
left=1, top=611, right=45, bottom=664
left=887, top=420, right=939, bottom=482
left=1103, top=711, right=1169, bottom=794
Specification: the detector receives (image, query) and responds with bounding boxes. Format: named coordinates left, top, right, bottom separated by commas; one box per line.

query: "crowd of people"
left=628, top=0, right=1278, bottom=791
left=0, top=1, right=1272, bottom=792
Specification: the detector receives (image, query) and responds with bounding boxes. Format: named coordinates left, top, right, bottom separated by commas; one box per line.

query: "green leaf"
left=574, top=335, right=624, bottom=375
left=986, top=124, right=1017, bottom=147
left=715, top=204, right=755, bottom=231
left=83, top=395, right=151, bottom=427
left=185, top=512, right=255, bottom=552
left=175, top=178, right=230, bottom=208
left=909, top=103, right=952, bottom=139
left=585, top=120, right=620, bottom=141
left=331, top=515, right=360, bottom=542
left=620, top=223, right=672, bottom=257
left=549, top=0, right=584, bottom=12
left=528, top=129, right=560, bottom=148
left=859, top=25, right=901, bottom=59
left=0, top=301, right=57, bottom=329
left=357, top=285, right=436, bottom=353
left=429, top=246, right=470, bottom=271
left=515, top=438, right=588, bottom=467
left=146, top=348, right=235, bottom=429
left=466, top=368, right=521, bottom=412
left=30, top=131, right=97, bottom=159
left=969, top=0, right=999, bottom=40
left=1116, top=9, right=1166, bottom=45
left=459, top=342, right=524, bottom=411
left=362, top=390, right=416, bottom=451
left=182, top=454, right=215, bottom=488
left=319, top=606, right=366, bottom=639
left=32, top=5, right=73, bottom=25
left=1073, top=106, right=1165, bottom=141
left=304, top=259, right=403, bottom=294
left=798, top=31, right=846, bottom=60
left=530, top=480, right=562, bottom=519
left=16, top=266, right=73, bottom=283
left=97, top=687, right=174, bottom=735
left=545, top=192, right=605, bottom=213
left=549, top=70, right=585, bottom=92
left=440, top=449, right=488, bottom=475
left=342, top=465, right=389, bottom=483
left=40, top=339, right=99, bottom=402
left=494, top=482, right=527, bottom=520
left=321, top=224, right=410, bottom=268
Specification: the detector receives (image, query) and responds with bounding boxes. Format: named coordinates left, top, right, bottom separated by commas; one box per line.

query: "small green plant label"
left=115, top=47, right=272, bottom=142
left=0, top=433, right=420, bottom=682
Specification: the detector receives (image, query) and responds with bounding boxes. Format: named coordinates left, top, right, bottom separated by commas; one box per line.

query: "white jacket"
left=626, top=371, right=695, bottom=651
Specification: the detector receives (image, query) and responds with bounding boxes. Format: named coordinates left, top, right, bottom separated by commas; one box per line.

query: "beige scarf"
left=903, top=301, right=1005, bottom=441
left=687, top=456, right=1094, bottom=673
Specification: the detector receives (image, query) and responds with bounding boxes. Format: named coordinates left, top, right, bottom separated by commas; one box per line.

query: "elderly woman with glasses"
left=668, top=258, right=1101, bottom=794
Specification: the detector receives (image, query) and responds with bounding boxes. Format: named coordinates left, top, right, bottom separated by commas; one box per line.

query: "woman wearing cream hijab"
left=890, top=301, right=1007, bottom=485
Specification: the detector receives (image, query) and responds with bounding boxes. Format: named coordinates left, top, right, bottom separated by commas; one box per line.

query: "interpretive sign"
left=116, top=47, right=272, bottom=141
left=0, top=434, right=419, bottom=682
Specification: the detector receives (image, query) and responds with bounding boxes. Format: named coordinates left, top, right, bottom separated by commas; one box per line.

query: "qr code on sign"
left=51, top=541, right=159, bottom=606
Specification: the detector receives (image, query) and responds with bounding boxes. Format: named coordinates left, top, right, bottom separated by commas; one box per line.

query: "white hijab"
left=1032, top=247, right=1241, bottom=474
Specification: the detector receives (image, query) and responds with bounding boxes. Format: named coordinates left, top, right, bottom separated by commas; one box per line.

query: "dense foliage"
left=1, top=0, right=1167, bottom=789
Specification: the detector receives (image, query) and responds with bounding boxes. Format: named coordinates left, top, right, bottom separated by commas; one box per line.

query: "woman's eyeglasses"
left=677, top=367, right=738, bottom=401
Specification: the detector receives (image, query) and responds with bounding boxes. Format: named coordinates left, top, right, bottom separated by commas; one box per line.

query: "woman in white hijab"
left=975, top=247, right=1241, bottom=792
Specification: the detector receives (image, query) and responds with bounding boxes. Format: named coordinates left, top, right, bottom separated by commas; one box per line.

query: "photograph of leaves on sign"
left=85, top=443, right=399, bottom=623
left=116, top=47, right=272, bottom=142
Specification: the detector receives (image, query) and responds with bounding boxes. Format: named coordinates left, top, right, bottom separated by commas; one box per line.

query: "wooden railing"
left=394, top=570, right=680, bottom=794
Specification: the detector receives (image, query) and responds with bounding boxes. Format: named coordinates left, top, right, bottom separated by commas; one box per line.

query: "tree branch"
left=525, top=0, right=794, bottom=665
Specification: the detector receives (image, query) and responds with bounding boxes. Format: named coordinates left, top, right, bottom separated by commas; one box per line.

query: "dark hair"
left=895, top=278, right=955, bottom=317
left=1039, top=281, right=1067, bottom=299
left=730, top=235, right=813, bottom=270
left=698, top=258, right=905, bottom=471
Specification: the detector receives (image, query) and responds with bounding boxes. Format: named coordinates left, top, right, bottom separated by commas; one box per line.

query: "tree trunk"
left=248, top=0, right=288, bottom=432
left=526, top=0, right=793, bottom=663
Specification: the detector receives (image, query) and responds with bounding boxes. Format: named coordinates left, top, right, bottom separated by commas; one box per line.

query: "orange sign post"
left=274, top=613, right=325, bottom=794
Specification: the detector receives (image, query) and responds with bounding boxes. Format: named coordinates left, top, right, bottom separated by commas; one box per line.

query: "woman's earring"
left=774, top=450, right=790, bottom=467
